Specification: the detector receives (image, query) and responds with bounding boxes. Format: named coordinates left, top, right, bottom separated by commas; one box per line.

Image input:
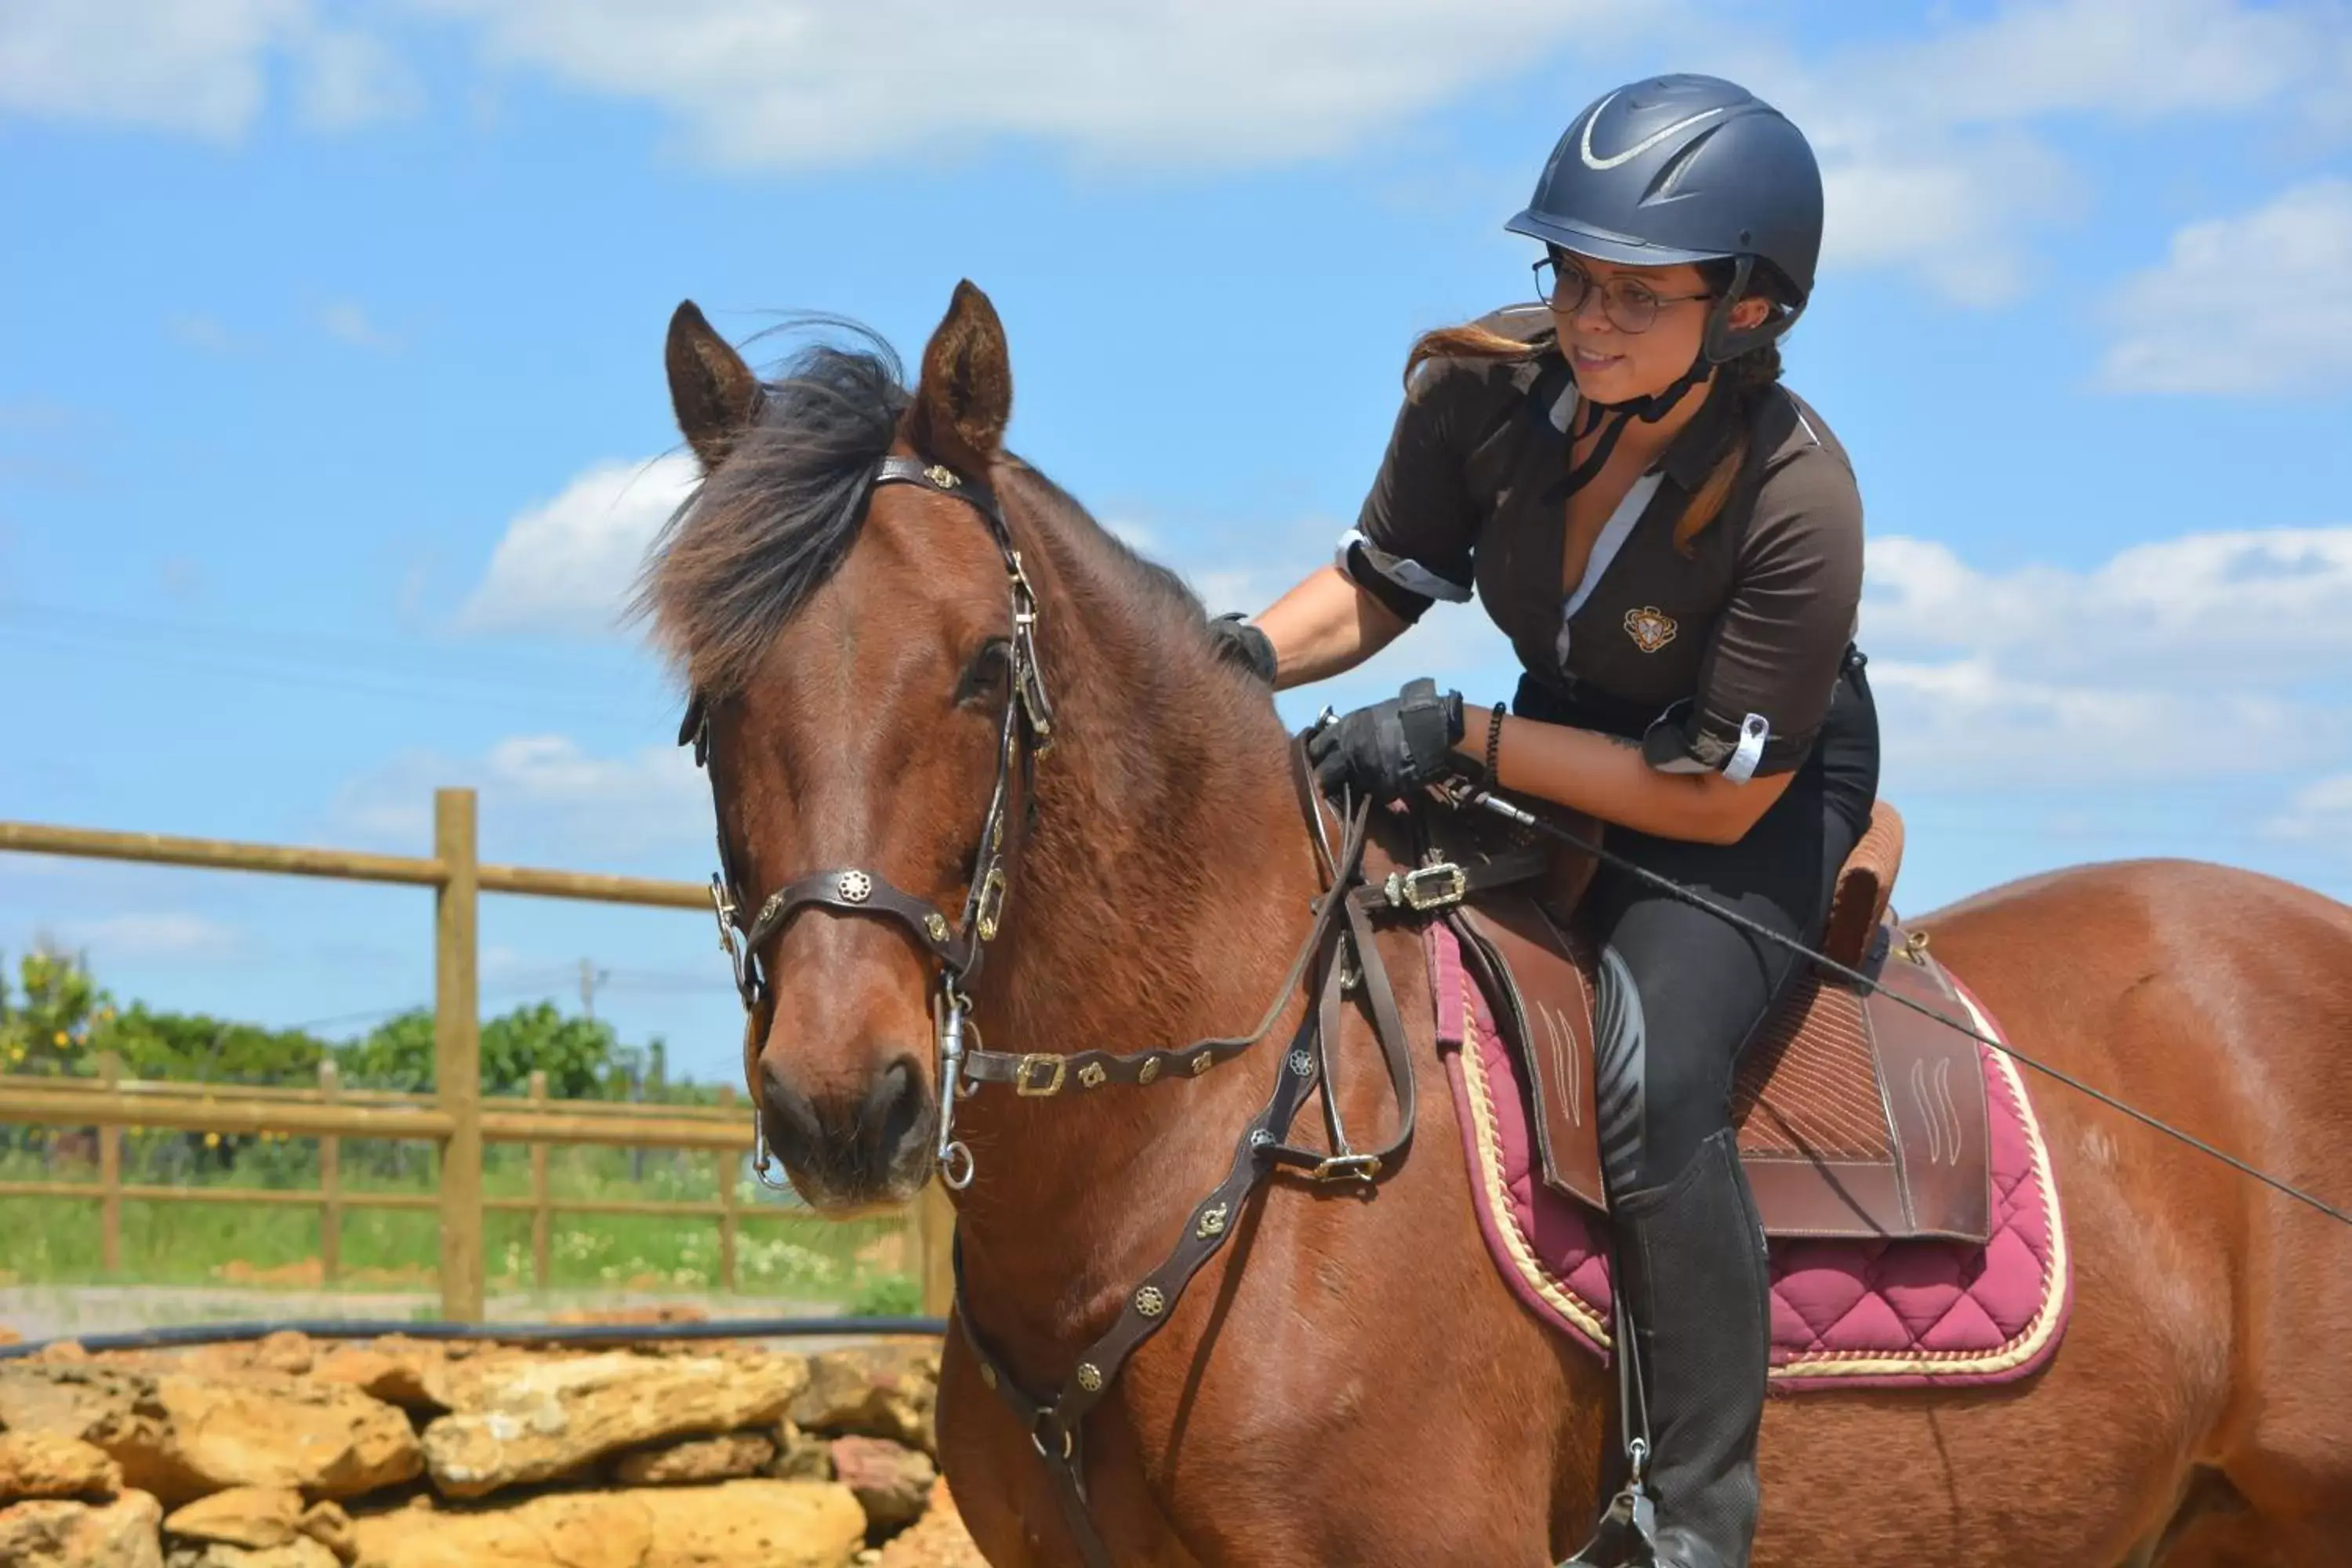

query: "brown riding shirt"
left=1338, top=307, right=1864, bottom=781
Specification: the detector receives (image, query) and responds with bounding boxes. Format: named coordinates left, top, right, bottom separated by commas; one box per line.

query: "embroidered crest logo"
left=1624, top=606, right=1678, bottom=653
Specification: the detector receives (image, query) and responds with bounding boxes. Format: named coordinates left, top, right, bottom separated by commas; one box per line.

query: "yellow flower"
left=203, top=1132, right=221, bottom=1149
left=53, top=1031, right=67, bottom=1047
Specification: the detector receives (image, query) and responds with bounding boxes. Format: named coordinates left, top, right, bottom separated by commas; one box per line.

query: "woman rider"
left=1211, top=75, right=1876, bottom=1568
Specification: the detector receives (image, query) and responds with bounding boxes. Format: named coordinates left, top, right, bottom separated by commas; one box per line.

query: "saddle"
left=1425, top=800, right=1992, bottom=1243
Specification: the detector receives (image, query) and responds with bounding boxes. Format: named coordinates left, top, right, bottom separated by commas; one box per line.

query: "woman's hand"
left=1306, top=679, right=1467, bottom=801
left=1207, top=613, right=1279, bottom=685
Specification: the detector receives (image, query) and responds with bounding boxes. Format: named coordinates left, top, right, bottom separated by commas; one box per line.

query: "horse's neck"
left=949, top=499, right=1321, bottom=1350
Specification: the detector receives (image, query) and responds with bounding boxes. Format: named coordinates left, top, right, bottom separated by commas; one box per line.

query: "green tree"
left=333, top=1002, right=622, bottom=1099
left=0, top=947, right=112, bottom=1076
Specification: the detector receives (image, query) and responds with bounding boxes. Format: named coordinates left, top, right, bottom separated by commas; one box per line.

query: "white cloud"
left=1870, top=658, right=2327, bottom=789
left=1719, top=0, right=2352, bottom=307
left=317, top=300, right=399, bottom=351
left=411, top=0, right=1640, bottom=170
left=1863, top=528, right=2352, bottom=680
left=458, top=455, right=699, bottom=639
left=2264, top=773, right=2352, bottom=843
left=2096, top=179, right=2352, bottom=396
left=1857, top=524, right=2352, bottom=787
left=42, top=913, right=245, bottom=963
left=331, top=733, right=706, bottom=857
left=294, top=25, right=419, bottom=129
left=167, top=314, right=250, bottom=355
left=0, top=0, right=412, bottom=138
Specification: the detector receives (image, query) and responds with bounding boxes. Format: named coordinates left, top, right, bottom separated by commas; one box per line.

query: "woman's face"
left=1545, top=251, right=1770, bottom=405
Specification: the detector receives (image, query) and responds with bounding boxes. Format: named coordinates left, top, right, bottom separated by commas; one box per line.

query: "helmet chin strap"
left=1561, top=353, right=1711, bottom=496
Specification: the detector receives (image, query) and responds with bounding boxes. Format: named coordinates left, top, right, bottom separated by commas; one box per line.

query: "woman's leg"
left=1577, top=668, right=1876, bottom=1568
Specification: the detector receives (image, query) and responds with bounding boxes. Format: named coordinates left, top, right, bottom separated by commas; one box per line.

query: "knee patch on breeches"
left=1593, top=944, right=1647, bottom=1198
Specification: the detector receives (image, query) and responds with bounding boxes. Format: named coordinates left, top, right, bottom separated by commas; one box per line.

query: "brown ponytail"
left=1401, top=321, right=1548, bottom=388
left=1671, top=339, right=1782, bottom=555
left=1671, top=256, right=1790, bottom=556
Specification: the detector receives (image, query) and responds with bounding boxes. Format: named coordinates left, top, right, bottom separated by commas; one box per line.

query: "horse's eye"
left=955, top=638, right=1011, bottom=707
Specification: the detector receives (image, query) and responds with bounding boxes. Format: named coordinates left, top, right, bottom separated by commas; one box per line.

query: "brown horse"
left=641, top=282, right=2352, bottom=1566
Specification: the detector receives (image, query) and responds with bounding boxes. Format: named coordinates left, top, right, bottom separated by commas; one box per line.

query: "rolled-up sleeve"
left=1338, top=359, right=1486, bottom=624
left=1642, top=448, right=1863, bottom=781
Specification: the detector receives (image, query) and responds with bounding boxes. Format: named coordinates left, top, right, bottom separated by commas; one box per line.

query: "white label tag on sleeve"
left=1722, top=713, right=1770, bottom=785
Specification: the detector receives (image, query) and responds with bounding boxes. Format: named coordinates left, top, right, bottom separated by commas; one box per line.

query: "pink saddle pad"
left=1430, top=923, right=2071, bottom=1392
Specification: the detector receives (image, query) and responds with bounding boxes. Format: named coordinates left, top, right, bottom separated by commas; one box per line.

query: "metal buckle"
left=974, top=865, right=1009, bottom=942
left=1308, top=1152, right=1383, bottom=1183
left=1386, top=862, right=1468, bottom=912
left=1014, top=1054, right=1068, bottom=1097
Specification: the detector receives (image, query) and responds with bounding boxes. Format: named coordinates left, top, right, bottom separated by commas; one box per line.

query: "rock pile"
left=0, top=1332, right=985, bottom=1568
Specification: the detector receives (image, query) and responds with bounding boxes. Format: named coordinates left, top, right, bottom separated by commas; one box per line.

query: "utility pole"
left=578, top=958, right=608, bottom=1020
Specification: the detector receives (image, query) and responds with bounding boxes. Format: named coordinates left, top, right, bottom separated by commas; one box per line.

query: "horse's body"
left=646, top=286, right=2352, bottom=1566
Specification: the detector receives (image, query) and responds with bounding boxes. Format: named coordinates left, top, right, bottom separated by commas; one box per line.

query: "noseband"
left=681, top=454, right=1052, bottom=1191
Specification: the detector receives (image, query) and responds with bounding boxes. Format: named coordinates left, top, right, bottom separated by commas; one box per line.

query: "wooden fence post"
left=318, top=1061, right=342, bottom=1286
left=715, top=1084, right=739, bottom=1295
left=434, top=788, right=485, bottom=1323
left=916, top=1180, right=954, bottom=1318
left=528, top=1069, right=550, bottom=1294
left=96, top=1051, right=122, bottom=1275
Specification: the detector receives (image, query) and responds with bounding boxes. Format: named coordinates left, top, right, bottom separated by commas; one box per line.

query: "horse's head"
left=642, top=283, right=1040, bottom=1211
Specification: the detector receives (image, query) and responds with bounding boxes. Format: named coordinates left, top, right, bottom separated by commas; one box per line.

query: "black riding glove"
left=1207, top=612, right=1279, bottom=686
left=1306, top=679, right=1467, bottom=801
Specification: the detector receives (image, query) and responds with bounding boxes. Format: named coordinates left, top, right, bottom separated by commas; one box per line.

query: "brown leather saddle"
left=1424, top=799, right=1991, bottom=1243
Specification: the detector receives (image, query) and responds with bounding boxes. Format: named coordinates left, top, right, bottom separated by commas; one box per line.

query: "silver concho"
left=837, top=870, right=873, bottom=903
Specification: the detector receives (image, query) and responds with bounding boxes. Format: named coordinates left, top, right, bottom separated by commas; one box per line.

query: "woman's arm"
left=1455, top=711, right=1794, bottom=845
left=1250, top=565, right=1410, bottom=690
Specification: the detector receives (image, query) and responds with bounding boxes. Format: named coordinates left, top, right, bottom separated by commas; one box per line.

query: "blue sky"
left=4, top=0, right=2350, bottom=1084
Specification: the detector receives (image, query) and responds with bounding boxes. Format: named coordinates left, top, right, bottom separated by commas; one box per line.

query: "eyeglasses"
left=1532, top=255, right=1714, bottom=334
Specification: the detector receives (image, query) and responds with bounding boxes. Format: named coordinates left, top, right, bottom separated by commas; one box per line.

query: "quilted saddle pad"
left=1430, top=922, right=2074, bottom=1392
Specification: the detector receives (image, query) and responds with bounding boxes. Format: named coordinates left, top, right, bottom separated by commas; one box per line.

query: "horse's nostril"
left=866, top=1054, right=932, bottom=1169
left=758, top=1062, right=822, bottom=1163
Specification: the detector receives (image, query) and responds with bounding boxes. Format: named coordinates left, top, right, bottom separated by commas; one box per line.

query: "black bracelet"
left=1484, top=702, right=1507, bottom=785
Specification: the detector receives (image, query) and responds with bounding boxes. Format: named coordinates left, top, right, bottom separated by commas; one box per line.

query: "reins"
left=1449, top=781, right=2352, bottom=1231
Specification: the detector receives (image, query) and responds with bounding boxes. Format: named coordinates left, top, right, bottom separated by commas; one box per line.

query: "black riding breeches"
left=1515, top=651, right=1881, bottom=1195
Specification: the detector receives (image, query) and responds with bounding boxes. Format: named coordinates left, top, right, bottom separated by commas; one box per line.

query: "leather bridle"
left=680, top=447, right=1534, bottom=1566
left=684, top=454, right=1051, bottom=1192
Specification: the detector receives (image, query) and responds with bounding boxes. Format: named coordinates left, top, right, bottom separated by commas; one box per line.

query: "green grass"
left=0, top=1140, right=916, bottom=1306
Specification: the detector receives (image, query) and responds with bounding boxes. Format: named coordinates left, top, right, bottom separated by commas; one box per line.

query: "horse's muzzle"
left=757, top=1051, right=936, bottom=1211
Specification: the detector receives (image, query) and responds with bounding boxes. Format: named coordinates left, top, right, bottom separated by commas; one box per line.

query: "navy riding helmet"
left=1510, top=74, right=1824, bottom=366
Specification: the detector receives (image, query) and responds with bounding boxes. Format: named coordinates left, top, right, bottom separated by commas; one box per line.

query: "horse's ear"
left=902, top=280, right=1011, bottom=474
left=666, top=301, right=763, bottom=473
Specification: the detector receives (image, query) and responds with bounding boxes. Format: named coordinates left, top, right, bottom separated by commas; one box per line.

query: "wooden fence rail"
left=0, top=789, right=954, bottom=1319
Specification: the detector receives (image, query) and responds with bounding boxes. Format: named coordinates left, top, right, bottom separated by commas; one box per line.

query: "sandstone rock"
left=250, top=1333, right=316, bottom=1377
left=165, top=1538, right=341, bottom=1568
left=308, top=1339, right=448, bottom=1411
left=877, top=1479, right=986, bottom=1568
left=549, top=1305, right=709, bottom=1327
left=0, top=1430, right=122, bottom=1501
left=829, top=1436, right=935, bottom=1533
left=610, top=1432, right=775, bottom=1486
left=768, top=1421, right=834, bottom=1482
left=419, top=1349, right=808, bottom=1499
left=0, top=1326, right=23, bottom=1346
left=790, top=1345, right=938, bottom=1454
left=33, top=1340, right=89, bottom=1364
left=0, top=1487, right=164, bottom=1567
left=164, top=1485, right=303, bottom=1548
left=296, top=1501, right=358, bottom=1564
left=0, top=1363, right=422, bottom=1504
left=347, top=1478, right=866, bottom=1568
